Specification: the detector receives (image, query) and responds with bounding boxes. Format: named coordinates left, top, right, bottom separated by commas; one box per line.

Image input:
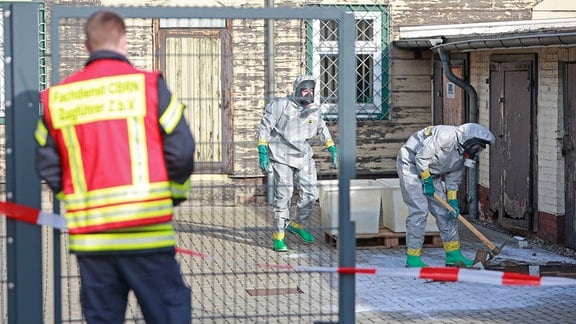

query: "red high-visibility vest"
left=39, top=58, right=176, bottom=253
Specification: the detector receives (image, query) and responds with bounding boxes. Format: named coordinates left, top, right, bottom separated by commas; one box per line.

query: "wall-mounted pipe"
left=265, top=0, right=275, bottom=203
left=437, top=48, right=480, bottom=219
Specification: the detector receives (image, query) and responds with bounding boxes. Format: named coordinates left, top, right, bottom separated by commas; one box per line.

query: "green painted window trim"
left=305, top=4, right=390, bottom=121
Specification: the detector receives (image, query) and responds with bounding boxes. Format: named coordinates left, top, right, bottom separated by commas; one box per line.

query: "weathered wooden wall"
left=32, top=0, right=551, bottom=205
left=390, top=0, right=536, bottom=26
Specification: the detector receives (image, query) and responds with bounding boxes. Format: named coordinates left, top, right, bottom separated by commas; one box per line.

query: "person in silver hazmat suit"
left=257, top=75, right=338, bottom=252
left=396, top=123, right=495, bottom=267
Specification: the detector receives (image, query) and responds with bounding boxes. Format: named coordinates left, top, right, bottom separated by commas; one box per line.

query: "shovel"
left=434, top=193, right=507, bottom=265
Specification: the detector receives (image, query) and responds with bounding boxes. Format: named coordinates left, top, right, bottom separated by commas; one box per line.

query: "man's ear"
left=84, top=40, right=92, bottom=53
left=118, top=34, right=128, bottom=56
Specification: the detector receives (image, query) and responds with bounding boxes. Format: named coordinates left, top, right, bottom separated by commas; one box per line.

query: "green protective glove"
left=420, top=170, right=434, bottom=197
left=258, top=144, right=272, bottom=173
left=327, top=145, right=338, bottom=168
left=447, top=199, right=460, bottom=219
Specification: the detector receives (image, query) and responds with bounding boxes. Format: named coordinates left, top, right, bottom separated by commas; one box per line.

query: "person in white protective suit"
left=396, top=123, right=495, bottom=267
left=257, top=75, right=338, bottom=252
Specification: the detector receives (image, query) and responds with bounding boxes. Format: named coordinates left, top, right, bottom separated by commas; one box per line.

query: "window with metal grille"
left=306, top=5, right=389, bottom=121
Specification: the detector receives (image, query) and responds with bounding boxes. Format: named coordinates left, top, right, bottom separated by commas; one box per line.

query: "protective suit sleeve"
left=316, top=114, right=334, bottom=145
left=444, top=167, right=465, bottom=191
left=257, top=101, right=281, bottom=144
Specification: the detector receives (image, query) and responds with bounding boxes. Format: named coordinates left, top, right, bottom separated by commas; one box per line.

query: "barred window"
left=307, top=5, right=389, bottom=121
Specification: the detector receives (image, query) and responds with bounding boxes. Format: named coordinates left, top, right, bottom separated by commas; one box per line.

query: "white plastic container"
left=318, top=179, right=383, bottom=235
left=376, top=178, right=438, bottom=233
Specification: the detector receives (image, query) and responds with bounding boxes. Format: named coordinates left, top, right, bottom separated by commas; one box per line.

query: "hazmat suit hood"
left=456, top=123, right=496, bottom=168
left=290, top=75, right=316, bottom=106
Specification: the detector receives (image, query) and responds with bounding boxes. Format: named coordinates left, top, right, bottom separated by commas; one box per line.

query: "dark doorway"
left=489, top=55, right=537, bottom=232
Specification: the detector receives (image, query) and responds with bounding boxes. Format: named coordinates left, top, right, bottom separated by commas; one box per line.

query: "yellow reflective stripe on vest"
left=48, top=74, right=146, bottom=129
left=35, top=119, right=48, bottom=147
left=65, top=198, right=173, bottom=230
left=159, top=96, right=184, bottom=134
left=127, top=116, right=149, bottom=186
left=62, top=126, right=88, bottom=193
left=64, top=182, right=171, bottom=210
left=69, top=227, right=175, bottom=252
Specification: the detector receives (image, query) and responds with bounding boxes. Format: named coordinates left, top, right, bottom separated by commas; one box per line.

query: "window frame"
left=307, top=5, right=389, bottom=121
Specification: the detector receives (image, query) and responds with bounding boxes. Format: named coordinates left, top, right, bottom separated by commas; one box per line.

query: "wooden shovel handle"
left=433, top=193, right=497, bottom=251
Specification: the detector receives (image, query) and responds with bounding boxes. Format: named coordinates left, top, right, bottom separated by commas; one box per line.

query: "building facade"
left=33, top=0, right=576, bottom=246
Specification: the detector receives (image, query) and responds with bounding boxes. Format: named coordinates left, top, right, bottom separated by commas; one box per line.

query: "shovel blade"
left=473, top=250, right=489, bottom=265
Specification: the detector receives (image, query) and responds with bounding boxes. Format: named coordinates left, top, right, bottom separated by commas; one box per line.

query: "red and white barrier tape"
left=290, top=265, right=376, bottom=275
left=2, top=201, right=576, bottom=286
left=174, top=247, right=214, bottom=260
left=291, top=265, right=576, bottom=287
left=0, top=201, right=66, bottom=229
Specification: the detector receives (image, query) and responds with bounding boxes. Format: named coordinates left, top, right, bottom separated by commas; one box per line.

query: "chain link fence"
left=0, top=4, right=379, bottom=323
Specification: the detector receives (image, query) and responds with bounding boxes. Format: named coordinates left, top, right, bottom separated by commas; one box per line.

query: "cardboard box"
left=376, top=178, right=438, bottom=233
left=318, top=179, right=383, bottom=235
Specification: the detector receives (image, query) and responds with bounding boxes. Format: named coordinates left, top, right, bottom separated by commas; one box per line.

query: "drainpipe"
left=437, top=48, right=480, bottom=219
left=265, top=0, right=275, bottom=203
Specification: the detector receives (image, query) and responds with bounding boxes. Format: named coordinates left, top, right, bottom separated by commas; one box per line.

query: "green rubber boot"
left=288, top=222, right=315, bottom=243
left=445, top=249, right=474, bottom=267
left=273, top=232, right=288, bottom=252
left=406, top=248, right=428, bottom=267
left=444, top=241, right=474, bottom=267
left=406, top=255, right=428, bottom=268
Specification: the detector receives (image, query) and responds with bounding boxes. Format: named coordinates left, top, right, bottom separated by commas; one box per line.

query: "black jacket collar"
left=86, top=50, right=131, bottom=66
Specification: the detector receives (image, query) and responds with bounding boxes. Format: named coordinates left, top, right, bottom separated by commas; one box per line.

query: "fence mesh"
left=1, top=5, right=369, bottom=323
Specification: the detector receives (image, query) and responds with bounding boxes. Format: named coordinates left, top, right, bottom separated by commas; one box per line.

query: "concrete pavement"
left=173, top=203, right=576, bottom=323
left=32, top=201, right=576, bottom=323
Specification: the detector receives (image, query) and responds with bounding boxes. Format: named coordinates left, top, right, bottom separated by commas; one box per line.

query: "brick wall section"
left=470, top=48, right=566, bottom=223
left=472, top=47, right=576, bottom=231
left=538, top=48, right=564, bottom=216
left=477, top=185, right=495, bottom=223
left=539, top=211, right=565, bottom=244
left=470, top=51, right=491, bottom=188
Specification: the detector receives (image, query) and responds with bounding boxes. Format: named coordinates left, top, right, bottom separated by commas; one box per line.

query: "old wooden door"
left=156, top=28, right=232, bottom=173
left=563, top=62, right=576, bottom=249
left=489, top=56, right=536, bottom=232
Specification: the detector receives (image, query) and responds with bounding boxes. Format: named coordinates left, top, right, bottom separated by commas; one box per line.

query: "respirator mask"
left=462, top=139, right=487, bottom=168
left=295, top=80, right=315, bottom=106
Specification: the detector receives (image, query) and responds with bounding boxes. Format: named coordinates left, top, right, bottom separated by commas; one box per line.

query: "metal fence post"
left=337, top=11, right=357, bottom=324
left=4, top=3, right=43, bottom=324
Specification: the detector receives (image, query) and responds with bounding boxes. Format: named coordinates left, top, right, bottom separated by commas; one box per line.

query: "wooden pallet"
left=324, top=227, right=442, bottom=249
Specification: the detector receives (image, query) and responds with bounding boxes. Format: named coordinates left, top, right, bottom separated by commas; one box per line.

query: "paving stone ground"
left=7, top=202, right=575, bottom=323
